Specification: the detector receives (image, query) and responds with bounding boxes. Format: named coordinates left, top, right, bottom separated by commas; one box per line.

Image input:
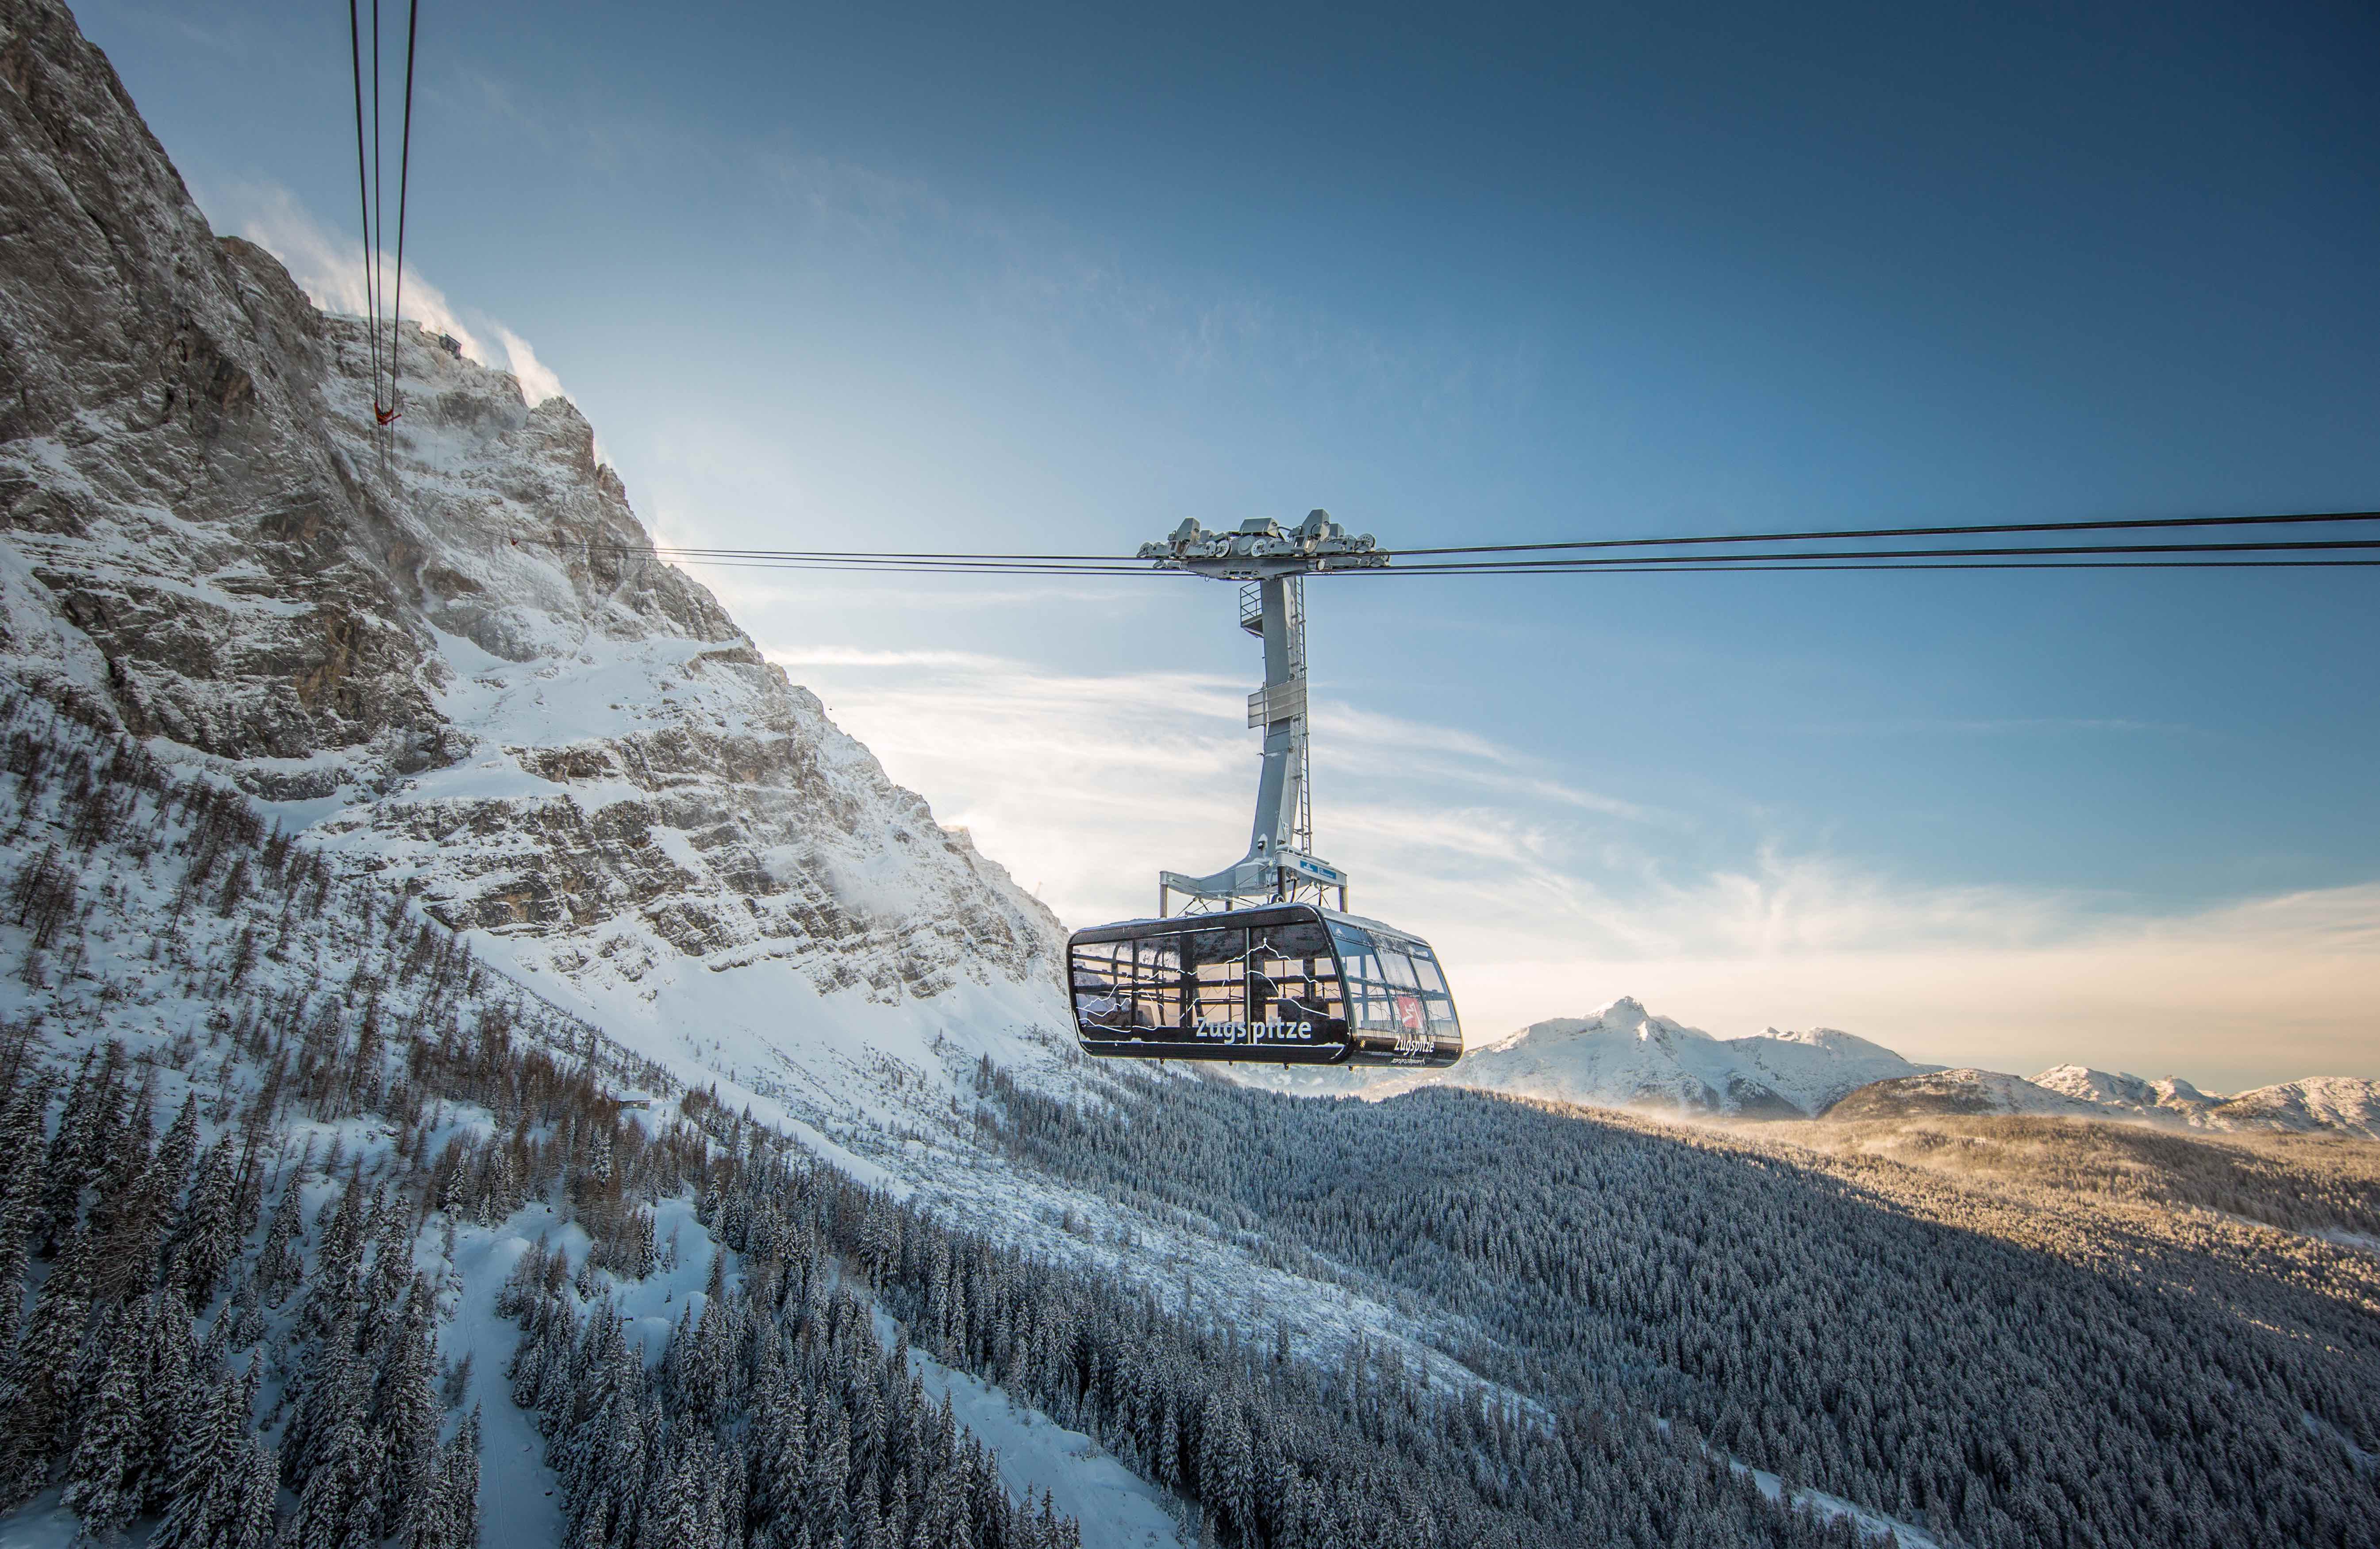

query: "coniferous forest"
left=0, top=686, right=2375, bottom=1549
left=981, top=1070, right=2380, bottom=1549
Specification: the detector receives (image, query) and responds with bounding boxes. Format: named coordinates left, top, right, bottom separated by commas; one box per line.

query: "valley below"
left=0, top=1, right=2375, bottom=1545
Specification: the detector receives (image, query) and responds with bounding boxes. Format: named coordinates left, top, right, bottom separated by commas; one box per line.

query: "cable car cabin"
left=1067, top=904, right=1463, bottom=1068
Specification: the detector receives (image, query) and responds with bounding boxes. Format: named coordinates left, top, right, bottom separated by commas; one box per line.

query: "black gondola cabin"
left=1067, top=903, right=1463, bottom=1067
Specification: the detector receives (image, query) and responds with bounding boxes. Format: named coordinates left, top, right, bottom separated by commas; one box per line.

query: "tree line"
left=980, top=1064, right=2380, bottom=1549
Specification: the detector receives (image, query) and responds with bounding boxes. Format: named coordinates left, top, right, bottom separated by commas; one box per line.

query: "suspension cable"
left=1356, top=536, right=2380, bottom=573
left=346, top=0, right=377, bottom=414
left=382, top=0, right=421, bottom=427
left=1381, top=508, right=2380, bottom=558
left=348, top=0, right=421, bottom=425
left=501, top=510, right=2380, bottom=576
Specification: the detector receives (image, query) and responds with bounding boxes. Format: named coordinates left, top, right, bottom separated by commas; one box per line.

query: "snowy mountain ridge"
left=2029, top=1064, right=2220, bottom=1120
left=1252, top=995, right=1938, bottom=1117
left=1281, top=995, right=2380, bottom=1137
left=1448, top=997, right=1937, bottom=1117
left=0, top=0, right=1072, bottom=1144
left=1830, top=1064, right=2380, bottom=1138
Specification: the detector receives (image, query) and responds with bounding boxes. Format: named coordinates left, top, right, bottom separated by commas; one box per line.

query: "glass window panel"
left=1180, top=926, right=1245, bottom=966
left=1247, top=940, right=1342, bottom=1023
left=1255, top=920, right=1332, bottom=959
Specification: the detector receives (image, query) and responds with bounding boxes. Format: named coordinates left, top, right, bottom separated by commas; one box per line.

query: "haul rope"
left=348, top=0, right=421, bottom=426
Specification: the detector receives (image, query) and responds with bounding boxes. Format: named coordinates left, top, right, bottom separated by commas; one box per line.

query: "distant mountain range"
left=1261, top=997, right=2380, bottom=1139
left=1835, top=1064, right=2380, bottom=1138
left=1438, top=997, right=1931, bottom=1117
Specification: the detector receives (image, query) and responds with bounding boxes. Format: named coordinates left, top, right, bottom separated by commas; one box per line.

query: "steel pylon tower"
left=1138, top=511, right=1386, bottom=915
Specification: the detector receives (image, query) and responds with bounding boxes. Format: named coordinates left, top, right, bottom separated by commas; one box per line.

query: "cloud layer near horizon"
left=169, top=178, right=2376, bottom=1099
left=758, top=636, right=2379, bottom=1095
left=203, top=181, right=569, bottom=408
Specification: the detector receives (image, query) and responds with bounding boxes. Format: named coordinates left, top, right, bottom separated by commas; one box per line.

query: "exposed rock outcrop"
left=0, top=0, right=1064, bottom=1087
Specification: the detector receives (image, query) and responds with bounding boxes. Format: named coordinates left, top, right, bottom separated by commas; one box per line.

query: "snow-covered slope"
left=2202, top=1077, right=2380, bottom=1140
left=0, top=0, right=1068, bottom=1128
left=1440, top=999, right=1792, bottom=1113
left=1823, top=1068, right=2105, bottom=1121
left=0, top=696, right=1173, bottom=1549
left=1837, top=1065, right=2380, bottom=1138
left=2030, top=1065, right=2222, bottom=1123
left=1441, top=999, right=1935, bottom=1116
left=1250, top=996, right=1935, bottom=1118
left=1725, top=1024, right=1935, bottom=1114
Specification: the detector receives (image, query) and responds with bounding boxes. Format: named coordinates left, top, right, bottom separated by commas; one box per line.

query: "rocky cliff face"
left=0, top=0, right=1066, bottom=1104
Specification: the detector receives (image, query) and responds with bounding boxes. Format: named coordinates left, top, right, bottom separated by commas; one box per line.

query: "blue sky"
left=81, top=0, right=2378, bottom=1087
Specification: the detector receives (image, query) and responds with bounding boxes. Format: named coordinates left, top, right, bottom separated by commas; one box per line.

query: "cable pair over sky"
left=515, top=508, right=2380, bottom=578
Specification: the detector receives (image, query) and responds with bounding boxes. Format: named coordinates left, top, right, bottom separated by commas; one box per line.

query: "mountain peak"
left=1373, top=997, right=1926, bottom=1119
left=0, top=14, right=1070, bottom=1118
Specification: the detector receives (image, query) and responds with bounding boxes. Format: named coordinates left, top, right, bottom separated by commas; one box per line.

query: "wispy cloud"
left=769, top=646, right=1020, bottom=671
left=494, top=327, right=567, bottom=408
left=755, top=639, right=2379, bottom=1091
left=201, top=181, right=570, bottom=407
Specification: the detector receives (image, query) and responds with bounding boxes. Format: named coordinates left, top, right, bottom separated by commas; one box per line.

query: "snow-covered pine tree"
left=60, top=1297, right=149, bottom=1537
left=35, top=1045, right=116, bottom=1253
left=164, top=1139, right=239, bottom=1304
left=152, top=1356, right=256, bottom=1549
left=2, top=1217, right=96, bottom=1500
left=374, top=1280, right=446, bottom=1544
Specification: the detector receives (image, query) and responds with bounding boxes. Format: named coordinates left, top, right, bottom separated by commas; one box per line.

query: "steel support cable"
left=381, top=0, right=420, bottom=426
left=346, top=0, right=419, bottom=424
left=1342, top=558, right=2380, bottom=576
left=1351, top=536, right=2380, bottom=572
left=607, top=555, right=2378, bottom=576
left=645, top=550, right=1151, bottom=568
left=346, top=0, right=377, bottom=413
left=501, top=540, right=1155, bottom=574
left=1383, top=508, right=2380, bottom=558
left=508, top=536, right=1159, bottom=564
left=369, top=0, right=384, bottom=408
left=676, top=536, right=2380, bottom=568
left=607, top=559, right=1185, bottom=576
left=507, top=508, right=2380, bottom=568
left=518, top=536, right=2380, bottom=571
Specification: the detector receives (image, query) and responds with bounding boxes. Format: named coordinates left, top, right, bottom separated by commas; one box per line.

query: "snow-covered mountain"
left=1273, top=998, right=2380, bottom=1138
left=1825, top=1065, right=2380, bottom=1138
left=1251, top=996, right=1937, bottom=1117
left=1823, top=1069, right=2107, bottom=1122
left=1447, top=999, right=1935, bottom=1116
left=2030, top=1065, right=2221, bottom=1123
left=2029, top=1066, right=2380, bottom=1139
left=1726, top=1023, right=1939, bottom=1114
left=2210, top=1076, right=2380, bottom=1138
left=0, top=0, right=1067, bottom=1123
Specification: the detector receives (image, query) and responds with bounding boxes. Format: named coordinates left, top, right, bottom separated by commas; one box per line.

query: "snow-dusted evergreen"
left=987, top=1065, right=2380, bottom=1549
left=4, top=4, right=2378, bottom=1547
left=0, top=0, right=1067, bottom=1150
left=0, top=693, right=1881, bottom=1548
left=0, top=694, right=1118, bottom=1547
